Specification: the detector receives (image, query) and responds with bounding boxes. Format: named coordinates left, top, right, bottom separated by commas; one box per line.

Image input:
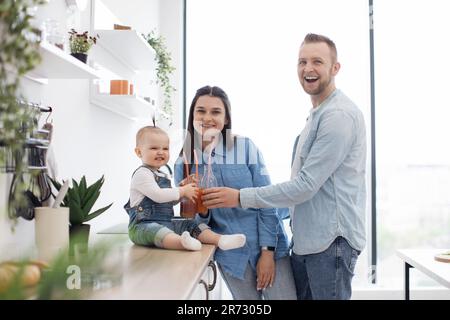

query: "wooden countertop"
left=89, top=234, right=216, bottom=300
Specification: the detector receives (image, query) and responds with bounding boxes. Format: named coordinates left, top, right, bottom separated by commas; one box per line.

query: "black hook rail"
left=16, top=100, right=52, bottom=113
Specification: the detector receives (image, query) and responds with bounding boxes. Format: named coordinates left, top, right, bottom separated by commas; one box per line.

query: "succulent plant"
left=49, top=175, right=112, bottom=226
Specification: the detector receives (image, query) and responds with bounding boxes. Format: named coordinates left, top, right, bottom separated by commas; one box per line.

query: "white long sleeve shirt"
left=240, top=89, right=367, bottom=255
left=129, top=167, right=180, bottom=207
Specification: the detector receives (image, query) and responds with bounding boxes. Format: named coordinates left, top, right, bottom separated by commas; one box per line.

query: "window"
left=375, top=0, right=450, bottom=288
left=187, top=0, right=371, bottom=286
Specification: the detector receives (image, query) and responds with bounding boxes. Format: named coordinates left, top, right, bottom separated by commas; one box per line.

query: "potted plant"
left=68, top=29, right=99, bottom=63
left=49, top=175, right=113, bottom=255
left=145, top=30, right=176, bottom=126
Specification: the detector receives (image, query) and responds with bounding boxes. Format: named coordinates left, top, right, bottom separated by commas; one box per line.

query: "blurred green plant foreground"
left=0, top=237, right=121, bottom=300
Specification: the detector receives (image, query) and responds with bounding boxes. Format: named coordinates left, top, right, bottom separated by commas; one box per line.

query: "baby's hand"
left=179, top=183, right=199, bottom=202
left=179, top=174, right=199, bottom=186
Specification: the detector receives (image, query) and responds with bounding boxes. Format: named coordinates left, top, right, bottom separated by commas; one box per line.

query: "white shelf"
left=95, top=29, right=156, bottom=72
left=90, top=93, right=155, bottom=120
left=27, top=42, right=101, bottom=79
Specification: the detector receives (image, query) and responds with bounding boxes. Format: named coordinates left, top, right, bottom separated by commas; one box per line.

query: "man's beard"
left=302, top=75, right=331, bottom=96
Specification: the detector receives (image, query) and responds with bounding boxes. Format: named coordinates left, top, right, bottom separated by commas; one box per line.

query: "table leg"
left=405, top=262, right=413, bottom=300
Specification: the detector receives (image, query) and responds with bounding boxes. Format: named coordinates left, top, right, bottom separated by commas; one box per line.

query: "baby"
left=124, top=126, right=246, bottom=251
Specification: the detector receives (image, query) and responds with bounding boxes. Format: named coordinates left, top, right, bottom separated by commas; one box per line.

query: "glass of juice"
left=180, top=174, right=198, bottom=218
left=198, top=166, right=218, bottom=214
left=196, top=187, right=208, bottom=215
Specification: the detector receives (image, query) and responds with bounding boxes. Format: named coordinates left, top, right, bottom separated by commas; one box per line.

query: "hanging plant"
left=0, top=0, right=45, bottom=223
left=144, top=30, right=176, bottom=121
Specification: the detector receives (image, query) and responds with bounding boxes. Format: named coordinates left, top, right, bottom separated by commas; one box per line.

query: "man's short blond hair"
left=302, top=33, right=338, bottom=62
left=135, top=126, right=167, bottom=147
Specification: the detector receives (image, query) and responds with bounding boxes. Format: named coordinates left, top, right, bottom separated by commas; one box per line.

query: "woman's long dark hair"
left=179, top=85, right=233, bottom=167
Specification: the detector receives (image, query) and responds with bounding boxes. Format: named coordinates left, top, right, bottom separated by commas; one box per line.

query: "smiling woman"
left=193, top=96, right=228, bottom=151
left=174, top=85, right=297, bottom=300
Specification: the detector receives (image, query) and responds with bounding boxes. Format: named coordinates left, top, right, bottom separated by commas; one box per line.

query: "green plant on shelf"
left=68, top=29, right=99, bottom=54
left=145, top=30, right=176, bottom=121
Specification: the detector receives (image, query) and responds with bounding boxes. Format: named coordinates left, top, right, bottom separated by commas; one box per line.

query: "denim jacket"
left=240, top=89, right=367, bottom=255
left=174, top=136, right=290, bottom=280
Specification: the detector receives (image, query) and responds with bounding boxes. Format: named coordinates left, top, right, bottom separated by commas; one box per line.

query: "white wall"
left=158, top=0, right=186, bottom=180
left=0, top=0, right=184, bottom=259
left=100, top=0, right=160, bottom=34
left=159, top=0, right=184, bottom=130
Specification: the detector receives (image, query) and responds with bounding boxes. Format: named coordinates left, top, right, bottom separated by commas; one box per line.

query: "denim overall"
left=124, top=165, right=208, bottom=247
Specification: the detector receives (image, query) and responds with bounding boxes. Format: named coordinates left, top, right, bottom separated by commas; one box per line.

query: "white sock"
left=218, top=234, right=246, bottom=251
left=181, top=231, right=202, bottom=251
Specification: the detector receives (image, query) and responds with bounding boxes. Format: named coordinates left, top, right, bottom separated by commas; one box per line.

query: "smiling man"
left=202, top=34, right=367, bottom=300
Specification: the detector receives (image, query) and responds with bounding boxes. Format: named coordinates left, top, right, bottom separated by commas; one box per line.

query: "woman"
left=174, top=85, right=296, bottom=300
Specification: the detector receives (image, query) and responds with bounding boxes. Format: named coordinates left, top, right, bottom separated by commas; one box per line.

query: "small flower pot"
left=69, top=223, right=91, bottom=257
left=71, top=52, right=88, bottom=63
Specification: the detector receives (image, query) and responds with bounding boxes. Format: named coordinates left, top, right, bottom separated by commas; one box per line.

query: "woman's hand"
left=179, top=183, right=199, bottom=202
left=256, top=250, right=275, bottom=290
left=201, top=187, right=240, bottom=208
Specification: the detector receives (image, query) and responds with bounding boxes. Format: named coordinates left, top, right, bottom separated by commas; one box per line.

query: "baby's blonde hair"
left=135, top=126, right=168, bottom=147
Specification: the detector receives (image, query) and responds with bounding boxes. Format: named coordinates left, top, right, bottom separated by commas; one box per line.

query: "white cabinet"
left=188, top=260, right=222, bottom=300
left=94, top=29, right=156, bottom=72
left=90, top=93, right=154, bottom=120
left=22, top=41, right=101, bottom=84
left=89, top=29, right=157, bottom=121
left=88, top=0, right=158, bottom=122
left=23, top=0, right=158, bottom=122
left=29, top=42, right=101, bottom=80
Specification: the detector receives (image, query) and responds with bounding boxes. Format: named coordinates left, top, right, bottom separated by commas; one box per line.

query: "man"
left=202, top=33, right=366, bottom=300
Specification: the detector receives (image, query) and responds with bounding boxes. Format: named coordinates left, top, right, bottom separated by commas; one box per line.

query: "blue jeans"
left=219, top=256, right=297, bottom=300
left=129, top=219, right=209, bottom=248
left=290, top=236, right=360, bottom=300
